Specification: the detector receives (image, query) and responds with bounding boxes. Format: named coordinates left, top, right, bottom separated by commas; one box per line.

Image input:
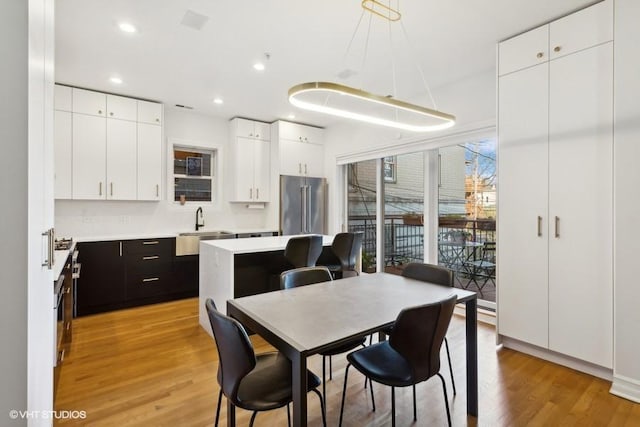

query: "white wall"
left=611, top=0, right=640, bottom=403
left=55, top=108, right=278, bottom=239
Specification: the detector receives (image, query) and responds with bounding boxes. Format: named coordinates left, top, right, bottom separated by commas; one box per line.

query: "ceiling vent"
left=180, top=10, right=209, bottom=31
left=175, top=104, right=194, bottom=110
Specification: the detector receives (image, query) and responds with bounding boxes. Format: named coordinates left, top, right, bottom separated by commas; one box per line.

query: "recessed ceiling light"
left=118, top=22, right=137, bottom=33
left=110, top=77, right=123, bottom=85
left=253, top=62, right=265, bottom=71
left=213, top=97, right=223, bottom=105
left=287, top=114, right=295, bottom=119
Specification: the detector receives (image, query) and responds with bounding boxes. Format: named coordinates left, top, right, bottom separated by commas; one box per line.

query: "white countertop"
left=53, top=241, right=77, bottom=279
left=72, top=228, right=278, bottom=243
left=201, top=234, right=334, bottom=254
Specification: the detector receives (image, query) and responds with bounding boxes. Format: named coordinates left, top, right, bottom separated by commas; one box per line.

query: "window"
left=383, top=156, right=397, bottom=183
left=173, top=147, right=215, bottom=203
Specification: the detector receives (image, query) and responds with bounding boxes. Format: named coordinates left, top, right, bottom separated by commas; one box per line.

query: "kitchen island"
left=199, top=235, right=334, bottom=336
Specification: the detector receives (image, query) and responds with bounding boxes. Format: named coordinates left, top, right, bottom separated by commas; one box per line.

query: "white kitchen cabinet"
left=137, top=123, right=162, bottom=201
left=72, top=87, right=106, bottom=117
left=72, top=113, right=106, bottom=199
left=106, top=119, right=137, bottom=200
left=228, top=118, right=271, bottom=202
left=274, top=121, right=325, bottom=178
left=497, top=0, right=613, bottom=368
left=54, top=84, right=72, bottom=111
left=54, top=110, right=73, bottom=199
left=498, top=26, right=549, bottom=76
left=137, top=100, right=162, bottom=125
left=228, top=136, right=271, bottom=202
left=107, top=94, right=137, bottom=121
left=233, top=117, right=270, bottom=141
left=57, top=86, right=163, bottom=201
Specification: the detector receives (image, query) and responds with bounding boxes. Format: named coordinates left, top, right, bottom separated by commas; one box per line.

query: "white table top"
left=228, top=272, right=476, bottom=353
left=201, top=234, right=334, bottom=255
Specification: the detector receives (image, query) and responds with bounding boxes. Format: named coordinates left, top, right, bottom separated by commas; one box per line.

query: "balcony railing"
left=348, top=215, right=496, bottom=301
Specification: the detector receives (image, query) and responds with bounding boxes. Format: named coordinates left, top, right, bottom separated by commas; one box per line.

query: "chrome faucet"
left=195, top=207, right=204, bottom=231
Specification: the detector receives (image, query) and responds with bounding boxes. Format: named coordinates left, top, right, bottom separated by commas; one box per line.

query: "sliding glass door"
left=346, top=159, right=378, bottom=273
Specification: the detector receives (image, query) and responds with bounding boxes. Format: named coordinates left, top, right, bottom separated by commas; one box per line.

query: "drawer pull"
left=72, top=263, right=81, bottom=279
left=142, top=255, right=159, bottom=260
left=142, top=241, right=159, bottom=245
left=142, top=277, right=160, bottom=283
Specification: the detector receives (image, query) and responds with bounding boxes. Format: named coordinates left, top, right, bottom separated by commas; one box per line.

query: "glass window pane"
left=438, top=139, right=496, bottom=303
left=174, top=178, right=212, bottom=202
left=347, top=159, right=378, bottom=273
left=383, top=153, right=424, bottom=275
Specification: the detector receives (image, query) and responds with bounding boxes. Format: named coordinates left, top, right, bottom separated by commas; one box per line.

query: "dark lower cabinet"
left=76, top=241, right=125, bottom=316
left=76, top=237, right=199, bottom=316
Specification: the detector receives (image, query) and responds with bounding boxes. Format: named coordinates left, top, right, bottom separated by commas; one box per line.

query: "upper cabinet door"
left=137, top=100, right=162, bottom=125
left=106, top=119, right=137, bottom=200
left=72, top=88, right=106, bottom=117
left=54, top=85, right=72, bottom=111
left=234, top=118, right=270, bottom=140
left=72, top=114, right=106, bottom=199
left=253, top=121, right=270, bottom=141
left=54, top=110, right=72, bottom=199
left=550, top=0, right=613, bottom=60
left=499, top=25, right=549, bottom=76
left=107, top=95, right=137, bottom=121
left=137, top=123, right=162, bottom=201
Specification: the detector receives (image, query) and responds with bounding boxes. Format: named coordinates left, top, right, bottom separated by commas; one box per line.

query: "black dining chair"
left=324, top=232, right=364, bottom=279
left=380, top=262, right=458, bottom=396
left=206, top=298, right=326, bottom=427
left=338, top=295, right=458, bottom=427
left=283, top=235, right=323, bottom=268
left=279, top=266, right=368, bottom=402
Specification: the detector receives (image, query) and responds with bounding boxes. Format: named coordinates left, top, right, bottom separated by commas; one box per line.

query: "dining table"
left=226, top=272, right=478, bottom=426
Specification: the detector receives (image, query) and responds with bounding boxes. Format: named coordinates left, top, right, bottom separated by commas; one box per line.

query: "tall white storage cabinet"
left=273, top=121, right=324, bottom=178
left=498, top=0, right=613, bottom=368
left=228, top=118, right=271, bottom=202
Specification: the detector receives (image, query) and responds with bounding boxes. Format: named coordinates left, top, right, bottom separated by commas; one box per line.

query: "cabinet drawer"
left=123, top=238, right=173, bottom=257
left=126, top=271, right=171, bottom=299
left=126, top=255, right=172, bottom=276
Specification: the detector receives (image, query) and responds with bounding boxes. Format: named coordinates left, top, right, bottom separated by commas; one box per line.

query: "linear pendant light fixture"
left=288, top=1, right=456, bottom=132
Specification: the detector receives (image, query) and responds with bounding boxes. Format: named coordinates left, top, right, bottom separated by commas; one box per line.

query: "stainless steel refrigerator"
left=280, top=175, right=327, bottom=235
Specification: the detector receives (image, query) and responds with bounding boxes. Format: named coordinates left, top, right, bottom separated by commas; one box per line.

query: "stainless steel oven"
left=54, top=273, right=65, bottom=366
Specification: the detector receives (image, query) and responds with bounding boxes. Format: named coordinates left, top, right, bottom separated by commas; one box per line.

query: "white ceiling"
left=55, top=0, right=597, bottom=128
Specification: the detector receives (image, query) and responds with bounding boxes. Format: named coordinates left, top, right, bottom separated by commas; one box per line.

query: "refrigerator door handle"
left=300, top=185, right=306, bottom=233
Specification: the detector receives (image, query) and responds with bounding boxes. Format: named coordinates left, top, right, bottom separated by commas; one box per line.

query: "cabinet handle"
left=155, top=118, right=160, bottom=123
left=142, top=255, right=159, bottom=260
left=119, top=241, right=122, bottom=256
left=98, top=110, right=103, bottom=115
left=156, top=184, right=159, bottom=197
left=255, top=134, right=259, bottom=138
left=537, top=216, right=542, bottom=237
left=249, top=133, right=254, bottom=137
left=256, top=189, right=259, bottom=199
left=536, top=52, right=544, bottom=59
left=143, top=241, right=159, bottom=245
left=110, top=182, right=113, bottom=196
left=554, top=216, right=560, bottom=238
left=99, top=182, right=102, bottom=196
left=554, top=46, right=561, bottom=53
left=299, top=163, right=302, bottom=174
left=304, top=164, right=308, bottom=174
left=142, top=277, right=160, bottom=283
left=250, top=188, right=253, bottom=199
left=109, top=112, right=114, bottom=116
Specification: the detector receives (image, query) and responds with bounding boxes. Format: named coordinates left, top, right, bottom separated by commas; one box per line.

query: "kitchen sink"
left=176, top=231, right=235, bottom=256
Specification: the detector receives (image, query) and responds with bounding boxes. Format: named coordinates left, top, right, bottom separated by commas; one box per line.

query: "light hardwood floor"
left=54, top=298, right=640, bottom=426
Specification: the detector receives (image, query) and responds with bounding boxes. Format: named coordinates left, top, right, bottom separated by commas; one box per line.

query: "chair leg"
left=369, top=377, right=375, bottom=412
left=249, top=411, right=258, bottom=427
left=322, top=355, right=327, bottom=402
left=287, top=403, right=291, bottom=427
left=311, top=388, right=327, bottom=427
left=444, top=337, right=457, bottom=396
left=391, top=386, right=396, bottom=427
left=412, top=384, right=417, bottom=421
left=437, top=373, right=452, bottom=427
left=214, top=389, right=222, bottom=427
left=338, top=364, right=351, bottom=427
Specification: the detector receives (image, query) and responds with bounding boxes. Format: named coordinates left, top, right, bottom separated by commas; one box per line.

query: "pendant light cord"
left=399, top=19, right=437, bottom=109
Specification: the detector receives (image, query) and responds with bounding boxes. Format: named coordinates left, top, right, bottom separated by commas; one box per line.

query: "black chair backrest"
left=284, top=235, right=323, bottom=268
left=205, top=298, right=256, bottom=404
left=401, top=262, right=454, bottom=287
left=331, top=232, right=364, bottom=271
left=389, top=295, right=457, bottom=382
left=280, top=266, right=333, bottom=290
